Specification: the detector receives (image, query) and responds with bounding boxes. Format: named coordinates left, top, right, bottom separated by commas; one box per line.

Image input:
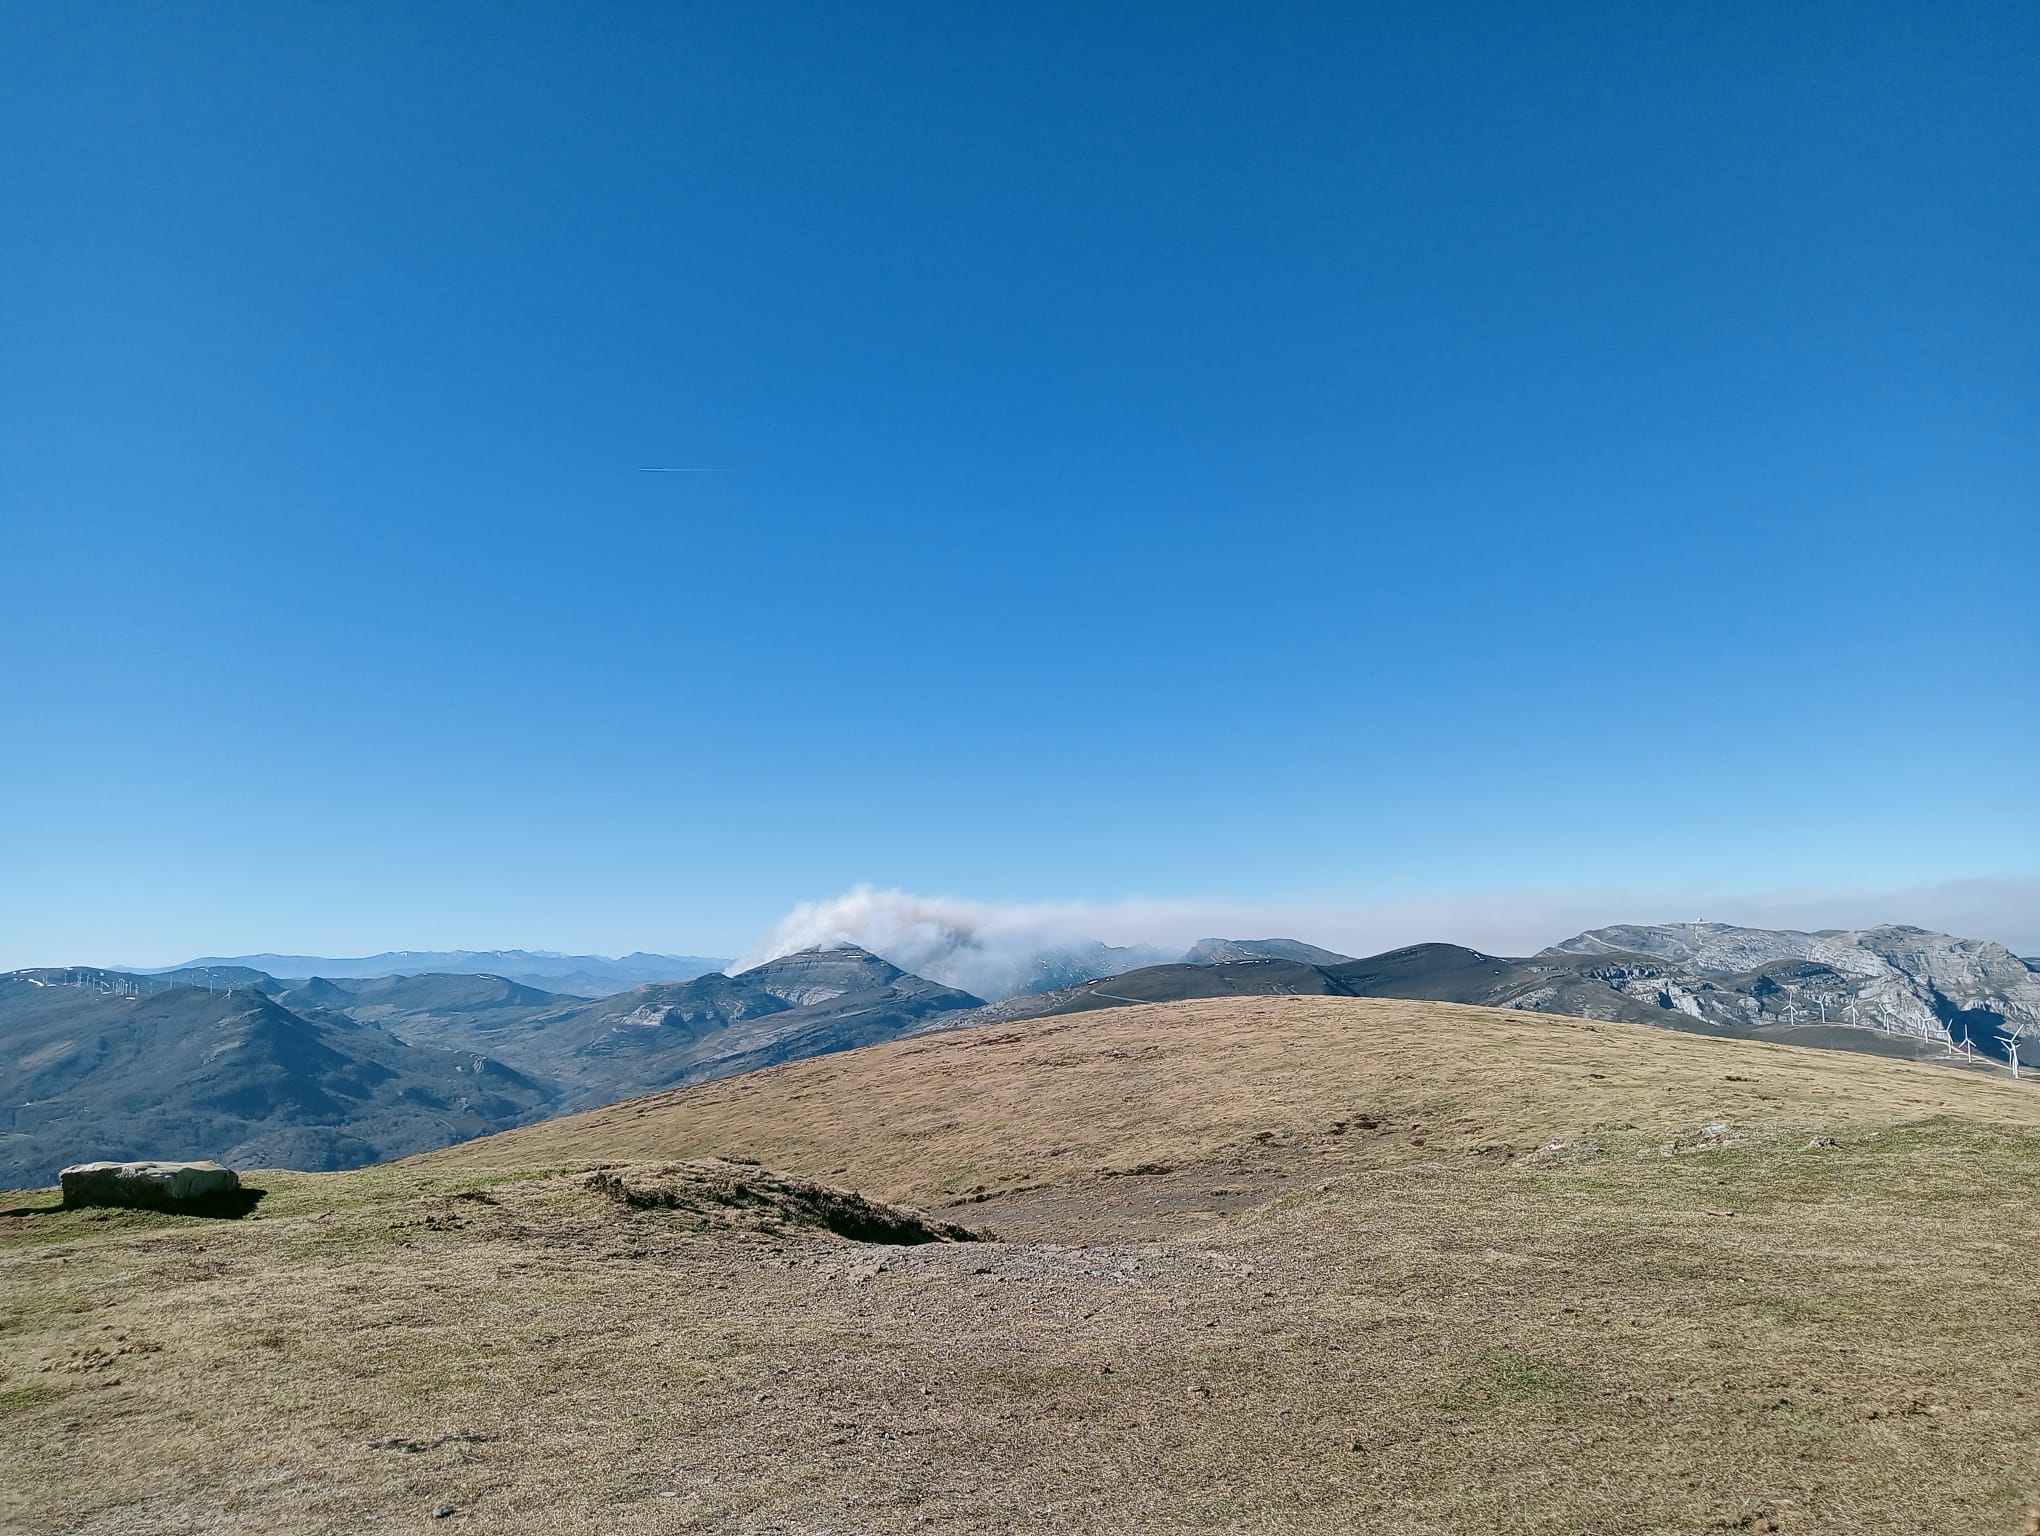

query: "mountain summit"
left=1540, top=922, right=2040, bottom=1040
left=1183, top=937, right=1354, bottom=966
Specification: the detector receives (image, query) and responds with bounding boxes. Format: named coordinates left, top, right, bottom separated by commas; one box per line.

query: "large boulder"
left=59, top=1160, right=240, bottom=1209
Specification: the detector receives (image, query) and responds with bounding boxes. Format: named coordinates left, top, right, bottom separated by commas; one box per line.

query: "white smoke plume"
left=733, top=886, right=1161, bottom=1002
left=735, top=878, right=2040, bottom=1000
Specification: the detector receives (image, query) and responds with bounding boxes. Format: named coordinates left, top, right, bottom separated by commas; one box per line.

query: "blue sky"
left=3, top=2, right=2036, bottom=967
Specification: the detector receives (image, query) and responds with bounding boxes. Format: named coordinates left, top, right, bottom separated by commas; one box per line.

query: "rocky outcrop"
left=1540, top=923, right=2040, bottom=1049
left=585, top=1158, right=989, bottom=1244
left=60, top=1160, right=240, bottom=1209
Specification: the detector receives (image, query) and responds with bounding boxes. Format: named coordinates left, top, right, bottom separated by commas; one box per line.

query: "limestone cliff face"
left=1542, top=923, right=2040, bottom=1046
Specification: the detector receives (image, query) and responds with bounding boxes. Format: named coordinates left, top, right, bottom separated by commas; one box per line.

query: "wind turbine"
left=2008, top=1023, right=2028, bottom=1082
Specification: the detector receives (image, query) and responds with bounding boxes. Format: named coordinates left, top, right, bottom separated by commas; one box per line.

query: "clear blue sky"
left=3, top=2, right=2035, bottom=967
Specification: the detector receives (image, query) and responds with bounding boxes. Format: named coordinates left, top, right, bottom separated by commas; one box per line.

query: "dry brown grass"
left=5, top=997, right=2040, bottom=1534
left=420, top=994, right=2040, bottom=1200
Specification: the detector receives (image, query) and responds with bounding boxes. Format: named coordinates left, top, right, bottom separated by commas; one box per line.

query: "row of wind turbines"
left=1770, top=986, right=2026, bottom=1079
left=47, top=968, right=243, bottom=999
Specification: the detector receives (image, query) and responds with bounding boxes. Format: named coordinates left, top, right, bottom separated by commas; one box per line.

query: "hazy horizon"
left=48, top=875, right=2040, bottom=978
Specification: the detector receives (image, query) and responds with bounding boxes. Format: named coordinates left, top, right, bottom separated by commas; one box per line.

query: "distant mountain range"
left=0, top=948, right=973, bottom=1187
left=146, top=949, right=727, bottom=997
left=7, top=922, right=2034, bottom=1188
left=0, top=968, right=560, bottom=1185
left=937, top=923, right=2040, bottom=1060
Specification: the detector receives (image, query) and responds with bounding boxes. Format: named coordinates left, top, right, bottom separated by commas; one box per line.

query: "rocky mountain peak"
left=1183, top=937, right=1354, bottom=966
left=1542, top=921, right=2040, bottom=1044
left=730, top=945, right=908, bottom=1007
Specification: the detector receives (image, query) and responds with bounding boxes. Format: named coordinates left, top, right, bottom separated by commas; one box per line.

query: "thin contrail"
left=638, top=467, right=736, bottom=473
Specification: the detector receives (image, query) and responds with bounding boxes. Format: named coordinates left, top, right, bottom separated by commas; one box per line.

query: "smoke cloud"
left=737, top=877, right=2040, bottom=999
left=734, top=887, right=1153, bottom=1001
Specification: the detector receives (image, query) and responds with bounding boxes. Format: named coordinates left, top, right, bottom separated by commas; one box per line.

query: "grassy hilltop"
left=5, top=996, right=2040, bottom=1534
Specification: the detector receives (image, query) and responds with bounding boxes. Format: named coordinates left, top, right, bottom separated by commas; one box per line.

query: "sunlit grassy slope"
left=5, top=996, right=2040, bottom=1535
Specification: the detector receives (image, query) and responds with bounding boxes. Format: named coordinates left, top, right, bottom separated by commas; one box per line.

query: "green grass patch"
left=1437, top=1345, right=1584, bottom=1413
